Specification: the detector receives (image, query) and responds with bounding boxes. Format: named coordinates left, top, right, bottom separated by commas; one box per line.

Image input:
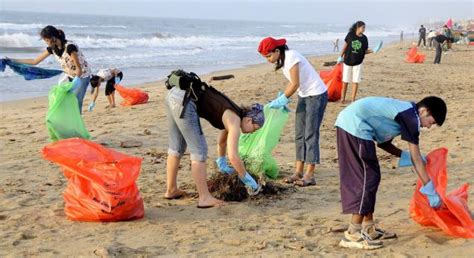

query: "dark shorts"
left=105, top=72, right=123, bottom=96
left=336, top=127, right=381, bottom=215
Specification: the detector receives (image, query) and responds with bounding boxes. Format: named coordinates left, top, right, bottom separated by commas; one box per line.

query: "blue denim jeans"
left=71, top=76, right=90, bottom=114
left=295, top=91, right=328, bottom=164
left=166, top=87, right=208, bottom=162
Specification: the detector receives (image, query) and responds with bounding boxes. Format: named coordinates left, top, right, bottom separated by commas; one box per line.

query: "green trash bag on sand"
left=46, top=82, right=90, bottom=142
left=238, top=105, right=289, bottom=179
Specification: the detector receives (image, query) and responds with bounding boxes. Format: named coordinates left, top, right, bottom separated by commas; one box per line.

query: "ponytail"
left=40, top=25, right=67, bottom=45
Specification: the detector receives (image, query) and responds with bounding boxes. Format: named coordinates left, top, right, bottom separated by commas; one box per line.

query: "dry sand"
left=1, top=41, right=473, bottom=256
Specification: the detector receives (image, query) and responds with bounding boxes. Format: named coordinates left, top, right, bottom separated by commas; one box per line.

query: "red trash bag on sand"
left=319, top=63, right=342, bottom=102
left=406, top=47, right=426, bottom=63
left=42, top=138, right=145, bottom=222
left=409, top=148, right=474, bottom=238
left=114, top=84, right=149, bottom=106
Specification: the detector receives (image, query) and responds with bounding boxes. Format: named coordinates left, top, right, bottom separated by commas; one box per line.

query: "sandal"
left=364, top=225, right=398, bottom=240
left=295, top=177, right=317, bottom=187
left=284, top=173, right=303, bottom=184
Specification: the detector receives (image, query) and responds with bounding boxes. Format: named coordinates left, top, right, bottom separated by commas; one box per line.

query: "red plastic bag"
left=319, top=63, right=342, bottom=102
left=409, top=148, right=474, bottom=238
left=42, top=138, right=145, bottom=222
left=406, top=47, right=426, bottom=63
left=115, top=84, right=149, bottom=106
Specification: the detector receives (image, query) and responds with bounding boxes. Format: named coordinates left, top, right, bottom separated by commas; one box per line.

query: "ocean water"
left=0, top=10, right=406, bottom=102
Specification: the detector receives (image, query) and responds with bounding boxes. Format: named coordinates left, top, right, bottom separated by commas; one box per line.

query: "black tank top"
left=196, top=86, right=243, bottom=130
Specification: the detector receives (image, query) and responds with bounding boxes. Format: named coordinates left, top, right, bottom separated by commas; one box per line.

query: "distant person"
left=8, top=25, right=91, bottom=114
left=433, top=34, right=452, bottom=64
left=337, top=21, right=374, bottom=104
left=89, top=68, right=123, bottom=111
left=400, top=30, right=404, bottom=43
left=427, top=30, right=437, bottom=49
left=418, top=25, right=426, bottom=47
left=443, top=25, right=454, bottom=49
left=333, top=38, right=340, bottom=52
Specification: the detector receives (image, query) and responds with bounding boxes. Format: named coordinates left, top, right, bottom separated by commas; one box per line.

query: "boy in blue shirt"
left=335, top=96, right=447, bottom=249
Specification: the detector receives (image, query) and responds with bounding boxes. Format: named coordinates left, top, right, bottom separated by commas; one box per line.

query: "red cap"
left=258, top=37, right=287, bottom=55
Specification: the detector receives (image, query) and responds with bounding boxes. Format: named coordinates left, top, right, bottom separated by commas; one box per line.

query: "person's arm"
left=408, top=142, right=430, bottom=184
left=222, top=111, right=246, bottom=177
left=70, top=51, right=83, bottom=77
left=10, top=50, right=50, bottom=65
left=377, top=140, right=402, bottom=157
left=339, top=42, right=348, bottom=58
left=283, top=63, right=300, bottom=98
left=91, top=86, right=100, bottom=103
left=217, top=130, right=228, bottom=157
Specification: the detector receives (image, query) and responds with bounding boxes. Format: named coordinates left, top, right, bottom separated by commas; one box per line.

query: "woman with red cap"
left=258, top=37, right=328, bottom=186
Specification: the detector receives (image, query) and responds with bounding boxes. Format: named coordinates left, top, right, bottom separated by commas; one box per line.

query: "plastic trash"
left=238, top=105, right=289, bottom=179
left=42, top=138, right=145, bottom=222
left=409, top=148, right=474, bottom=238
left=114, top=84, right=149, bottom=106
left=406, top=47, right=426, bottom=63
left=319, top=63, right=343, bottom=102
left=46, top=82, right=91, bottom=141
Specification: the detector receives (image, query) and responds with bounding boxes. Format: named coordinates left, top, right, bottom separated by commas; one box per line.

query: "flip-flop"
left=284, top=174, right=303, bottom=184
left=163, top=192, right=187, bottom=200
left=295, top=177, right=317, bottom=187
left=197, top=202, right=225, bottom=209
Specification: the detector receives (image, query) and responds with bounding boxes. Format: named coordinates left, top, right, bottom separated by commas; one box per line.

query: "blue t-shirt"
left=335, top=97, right=420, bottom=144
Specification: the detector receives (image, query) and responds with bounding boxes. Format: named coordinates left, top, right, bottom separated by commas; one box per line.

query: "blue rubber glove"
left=419, top=180, right=442, bottom=208
left=336, top=56, right=343, bottom=63
left=268, top=92, right=289, bottom=109
left=88, top=102, right=96, bottom=112
left=69, top=76, right=81, bottom=92
left=115, top=76, right=121, bottom=84
left=373, top=41, right=383, bottom=53
left=398, top=150, right=427, bottom=167
left=215, top=156, right=235, bottom=174
left=239, top=172, right=261, bottom=195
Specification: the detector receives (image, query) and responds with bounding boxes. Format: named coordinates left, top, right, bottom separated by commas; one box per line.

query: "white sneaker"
left=339, top=230, right=383, bottom=250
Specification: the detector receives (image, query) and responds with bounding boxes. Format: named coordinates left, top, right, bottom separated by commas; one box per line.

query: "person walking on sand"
left=258, top=37, right=328, bottom=187
left=418, top=25, right=427, bottom=47
left=333, top=38, right=339, bottom=52
left=164, top=71, right=264, bottom=208
left=8, top=25, right=91, bottom=114
left=337, top=21, right=374, bottom=104
left=433, top=34, right=452, bottom=64
left=335, top=96, right=447, bottom=249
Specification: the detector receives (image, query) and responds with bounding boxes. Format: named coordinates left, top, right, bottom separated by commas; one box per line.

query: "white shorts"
left=343, top=63, right=363, bottom=83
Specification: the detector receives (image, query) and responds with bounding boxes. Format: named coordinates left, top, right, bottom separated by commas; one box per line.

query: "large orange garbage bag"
left=115, top=84, right=149, bottom=106
left=42, top=138, right=145, bottom=222
left=406, top=47, right=426, bottom=63
left=409, top=148, right=474, bottom=238
left=319, top=63, right=342, bottom=102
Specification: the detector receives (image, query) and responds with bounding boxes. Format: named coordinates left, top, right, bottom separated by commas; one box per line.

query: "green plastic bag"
left=238, top=105, right=289, bottom=179
left=46, top=82, right=90, bottom=142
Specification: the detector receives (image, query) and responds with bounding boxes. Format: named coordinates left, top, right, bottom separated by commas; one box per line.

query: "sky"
left=1, top=0, right=472, bottom=26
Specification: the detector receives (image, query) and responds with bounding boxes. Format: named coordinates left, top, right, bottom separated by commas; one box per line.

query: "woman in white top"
left=258, top=37, right=328, bottom=186
left=10, top=25, right=91, bottom=114
left=89, top=68, right=123, bottom=110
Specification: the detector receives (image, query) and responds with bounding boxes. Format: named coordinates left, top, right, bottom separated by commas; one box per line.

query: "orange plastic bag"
left=42, top=138, right=145, bottom=222
left=319, top=63, right=342, bottom=102
left=115, top=84, right=149, bottom=106
left=406, top=47, right=426, bottom=63
left=409, top=148, right=474, bottom=238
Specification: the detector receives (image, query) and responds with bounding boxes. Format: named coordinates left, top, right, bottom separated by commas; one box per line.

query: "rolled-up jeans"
left=166, top=87, right=208, bottom=162
left=70, top=75, right=90, bottom=114
left=295, top=91, right=328, bottom=164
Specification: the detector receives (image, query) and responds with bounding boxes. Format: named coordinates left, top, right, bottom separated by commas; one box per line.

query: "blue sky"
left=1, top=0, right=472, bottom=25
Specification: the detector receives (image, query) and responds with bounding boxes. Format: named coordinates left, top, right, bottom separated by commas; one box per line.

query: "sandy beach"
left=1, top=41, right=473, bottom=256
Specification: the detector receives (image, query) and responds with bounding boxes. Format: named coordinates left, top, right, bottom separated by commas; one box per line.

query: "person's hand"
left=69, top=76, right=81, bottom=92
left=419, top=180, right=442, bottom=208
left=88, top=102, right=96, bottom=112
left=373, top=41, right=383, bottom=53
left=398, top=150, right=427, bottom=167
left=115, top=76, right=121, bottom=84
left=268, top=92, right=289, bottom=109
left=215, top=156, right=235, bottom=174
left=336, top=56, right=343, bottom=63
left=239, top=172, right=261, bottom=196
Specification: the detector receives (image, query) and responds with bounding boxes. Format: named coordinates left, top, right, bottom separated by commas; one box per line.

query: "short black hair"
left=417, top=96, right=447, bottom=126
left=90, top=75, right=101, bottom=88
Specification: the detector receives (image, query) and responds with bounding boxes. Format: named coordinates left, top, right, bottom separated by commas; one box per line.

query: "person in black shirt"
left=337, top=21, right=373, bottom=103
left=418, top=25, right=426, bottom=47
left=433, top=34, right=452, bottom=64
